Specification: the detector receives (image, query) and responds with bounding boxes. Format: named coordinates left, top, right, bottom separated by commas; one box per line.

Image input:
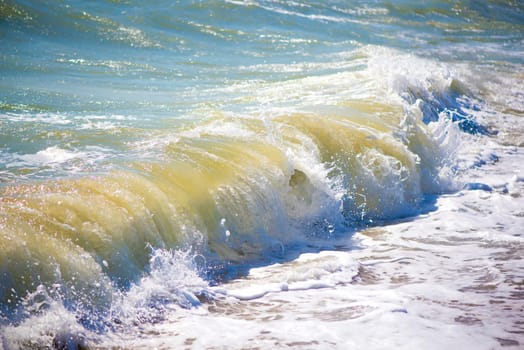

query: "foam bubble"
left=16, top=146, right=80, bottom=165
left=110, top=249, right=210, bottom=326
left=220, top=251, right=359, bottom=300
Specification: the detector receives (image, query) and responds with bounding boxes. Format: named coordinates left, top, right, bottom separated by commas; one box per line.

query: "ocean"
left=1, top=1, right=523, bottom=349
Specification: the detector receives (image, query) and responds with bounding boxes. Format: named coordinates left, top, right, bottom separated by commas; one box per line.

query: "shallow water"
left=1, top=1, right=523, bottom=349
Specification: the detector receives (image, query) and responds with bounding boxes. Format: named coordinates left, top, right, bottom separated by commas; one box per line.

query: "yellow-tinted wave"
left=0, top=103, right=449, bottom=310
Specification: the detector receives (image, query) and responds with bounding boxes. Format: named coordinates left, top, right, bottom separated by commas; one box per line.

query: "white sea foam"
left=16, top=146, right=79, bottom=166
left=216, top=251, right=360, bottom=300
left=1, top=299, right=92, bottom=350
left=3, top=112, right=72, bottom=125
left=109, top=249, right=210, bottom=325
left=1, top=145, right=116, bottom=182
left=6, top=146, right=114, bottom=168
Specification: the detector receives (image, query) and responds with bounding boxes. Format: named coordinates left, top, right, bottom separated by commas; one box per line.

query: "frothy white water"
left=1, top=145, right=116, bottom=181
left=11, top=146, right=83, bottom=166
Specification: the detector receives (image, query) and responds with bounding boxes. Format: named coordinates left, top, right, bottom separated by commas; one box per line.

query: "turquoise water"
left=2, top=1, right=522, bottom=181
left=1, top=1, right=523, bottom=348
left=3, top=1, right=522, bottom=116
